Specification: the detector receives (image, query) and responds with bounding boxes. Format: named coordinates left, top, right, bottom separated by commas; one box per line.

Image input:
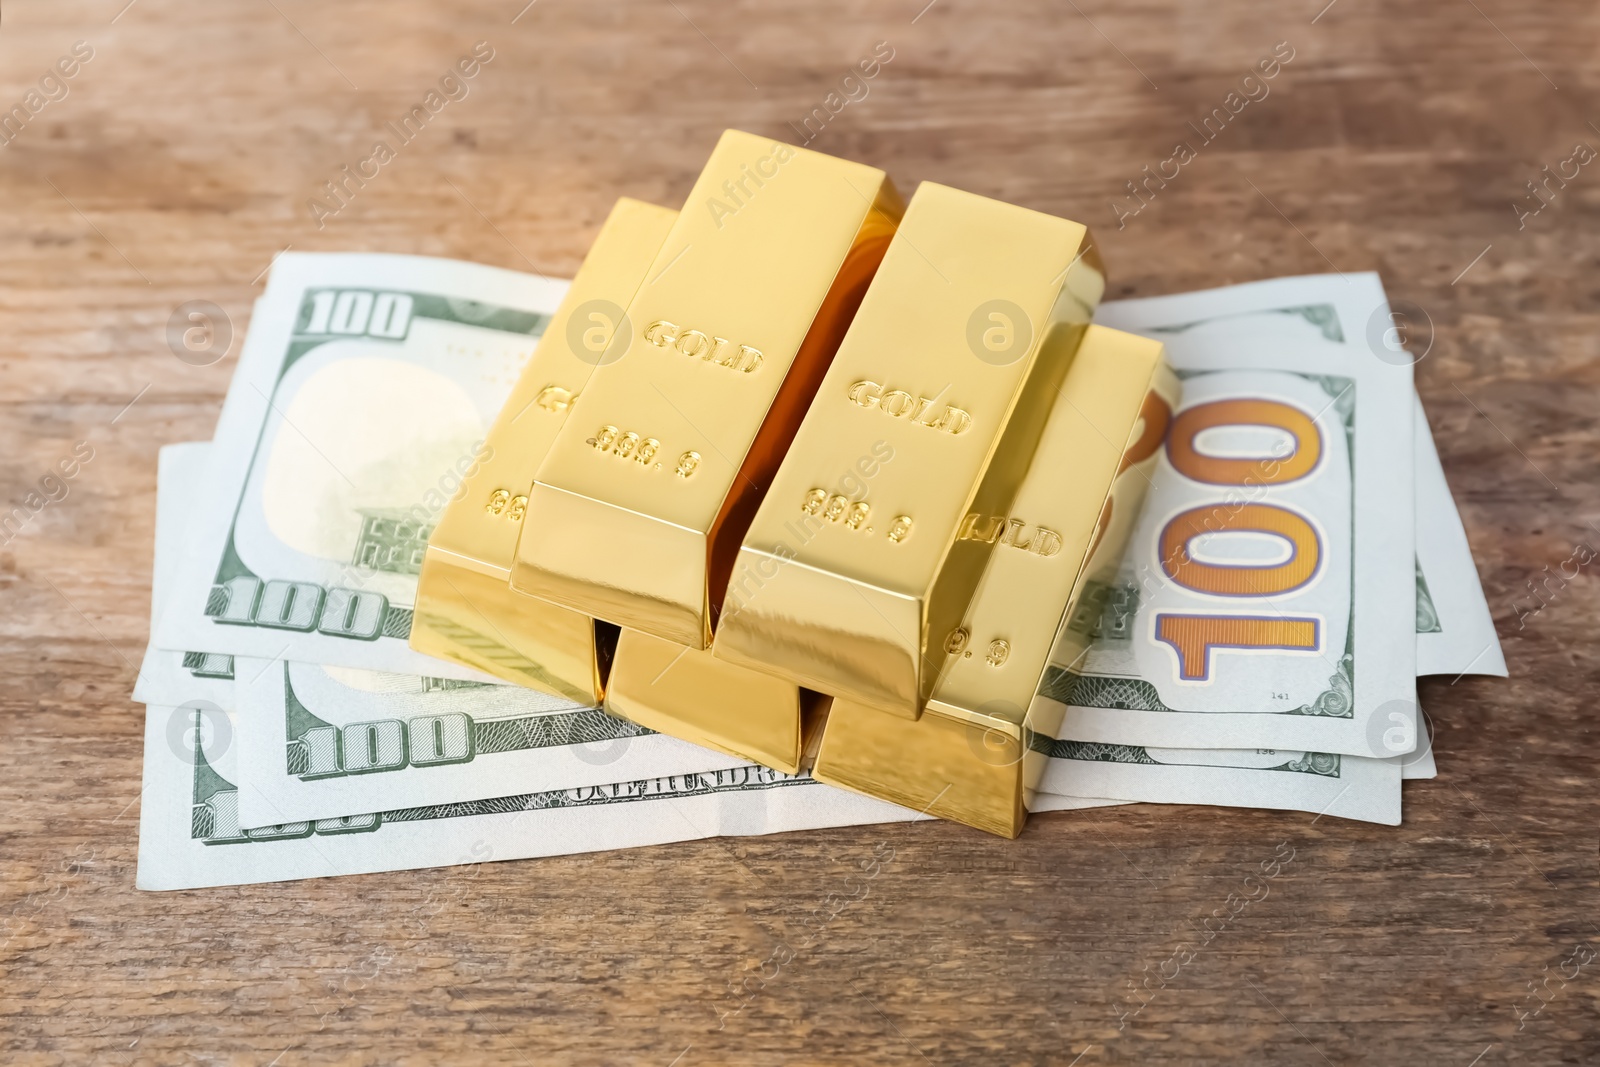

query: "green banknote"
left=151, top=253, right=569, bottom=682
left=1045, top=273, right=1417, bottom=759
left=136, top=702, right=922, bottom=890
left=233, top=656, right=762, bottom=827
left=1033, top=273, right=1504, bottom=818
left=140, top=441, right=752, bottom=830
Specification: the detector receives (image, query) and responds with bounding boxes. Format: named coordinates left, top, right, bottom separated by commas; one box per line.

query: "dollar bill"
left=135, top=702, right=923, bottom=890
left=1402, top=701, right=1436, bottom=780
left=1027, top=275, right=1504, bottom=819
left=132, top=442, right=234, bottom=708
left=1029, top=703, right=1431, bottom=823
left=1413, top=395, right=1507, bottom=677
left=1032, top=743, right=1402, bottom=824
left=135, top=440, right=923, bottom=887
left=1030, top=702, right=1438, bottom=821
left=232, top=657, right=753, bottom=828
left=1028, top=701, right=1433, bottom=825
left=142, top=441, right=757, bottom=827
left=151, top=253, right=570, bottom=681
left=1048, top=273, right=1417, bottom=759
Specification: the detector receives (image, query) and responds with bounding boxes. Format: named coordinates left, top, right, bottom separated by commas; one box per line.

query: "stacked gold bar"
left=412, top=130, right=1176, bottom=835
left=411, top=198, right=677, bottom=703
left=509, top=129, right=902, bottom=774
left=714, top=182, right=1106, bottom=714
left=812, top=327, right=1179, bottom=836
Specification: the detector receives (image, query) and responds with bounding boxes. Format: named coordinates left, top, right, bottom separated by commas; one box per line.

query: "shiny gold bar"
left=605, top=629, right=827, bottom=774
left=410, top=198, right=678, bottom=702
left=813, top=325, right=1179, bottom=836
left=715, top=182, right=1105, bottom=717
left=510, top=129, right=903, bottom=651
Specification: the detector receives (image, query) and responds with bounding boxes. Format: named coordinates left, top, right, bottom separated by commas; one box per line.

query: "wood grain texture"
left=2, top=0, right=1597, bottom=1063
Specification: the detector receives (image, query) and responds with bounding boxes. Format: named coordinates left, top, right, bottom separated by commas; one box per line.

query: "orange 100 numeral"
left=1154, top=614, right=1320, bottom=682
left=1166, top=397, right=1321, bottom=486
left=1158, top=503, right=1321, bottom=597
left=1155, top=396, right=1325, bottom=681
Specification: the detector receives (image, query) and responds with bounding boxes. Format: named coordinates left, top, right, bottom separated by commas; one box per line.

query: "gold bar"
left=510, top=129, right=903, bottom=651
left=604, top=629, right=828, bottom=774
left=812, top=325, right=1179, bottom=836
left=715, top=182, right=1106, bottom=717
left=410, top=198, right=678, bottom=702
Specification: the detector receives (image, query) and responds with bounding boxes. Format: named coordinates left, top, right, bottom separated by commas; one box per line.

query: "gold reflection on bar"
left=813, top=325, right=1179, bottom=836
left=605, top=629, right=827, bottom=774
left=510, top=130, right=903, bottom=651
left=410, top=198, right=678, bottom=703
left=715, top=182, right=1106, bottom=718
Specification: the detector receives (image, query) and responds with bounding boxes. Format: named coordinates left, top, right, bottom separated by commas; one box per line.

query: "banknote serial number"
left=589, top=424, right=700, bottom=478
left=643, top=319, right=763, bottom=373
left=800, top=489, right=911, bottom=542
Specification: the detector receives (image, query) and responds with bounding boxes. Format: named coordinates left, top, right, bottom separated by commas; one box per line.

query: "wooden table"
left=2, top=0, right=1595, bottom=1063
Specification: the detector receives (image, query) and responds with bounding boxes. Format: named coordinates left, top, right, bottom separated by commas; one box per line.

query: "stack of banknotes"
left=133, top=254, right=1505, bottom=889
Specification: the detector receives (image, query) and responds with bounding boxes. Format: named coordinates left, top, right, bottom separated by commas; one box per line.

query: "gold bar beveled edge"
left=508, top=481, right=711, bottom=650
left=603, top=627, right=806, bottom=775
left=409, top=557, right=611, bottom=704
left=424, top=544, right=510, bottom=583
left=603, top=695, right=803, bottom=776
left=811, top=697, right=1028, bottom=838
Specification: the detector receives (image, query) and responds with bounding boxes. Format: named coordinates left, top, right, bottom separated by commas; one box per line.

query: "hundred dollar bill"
left=1048, top=273, right=1417, bottom=759
left=140, top=442, right=751, bottom=825
left=1413, top=395, right=1506, bottom=677
left=152, top=253, right=569, bottom=681
left=1092, top=278, right=1501, bottom=681
left=132, top=442, right=234, bottom=708
left=232, top=657, right=751, bottom=828
left=1402, top=699, right=1436, bottom=780
left=1032, top=742, right=1401, bottom=824
left=1028, top=721, right=1428, bottom=827
left=1030, top=703, right=1432, bottom=822
left=135, top=702, right=923, bottom=890
left=1029, top=277, right=1493, bottom=815
left=1030, top=683, right=1438, bottom=820
left=1030, top=703, right=1431, bottom=825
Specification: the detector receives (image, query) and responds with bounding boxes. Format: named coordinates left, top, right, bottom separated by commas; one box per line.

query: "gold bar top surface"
left=512, top=129, right=902, bottom=649
left=715, top=181, right=1106, bottom=716
left=410, top=198, right=677, bottom=701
